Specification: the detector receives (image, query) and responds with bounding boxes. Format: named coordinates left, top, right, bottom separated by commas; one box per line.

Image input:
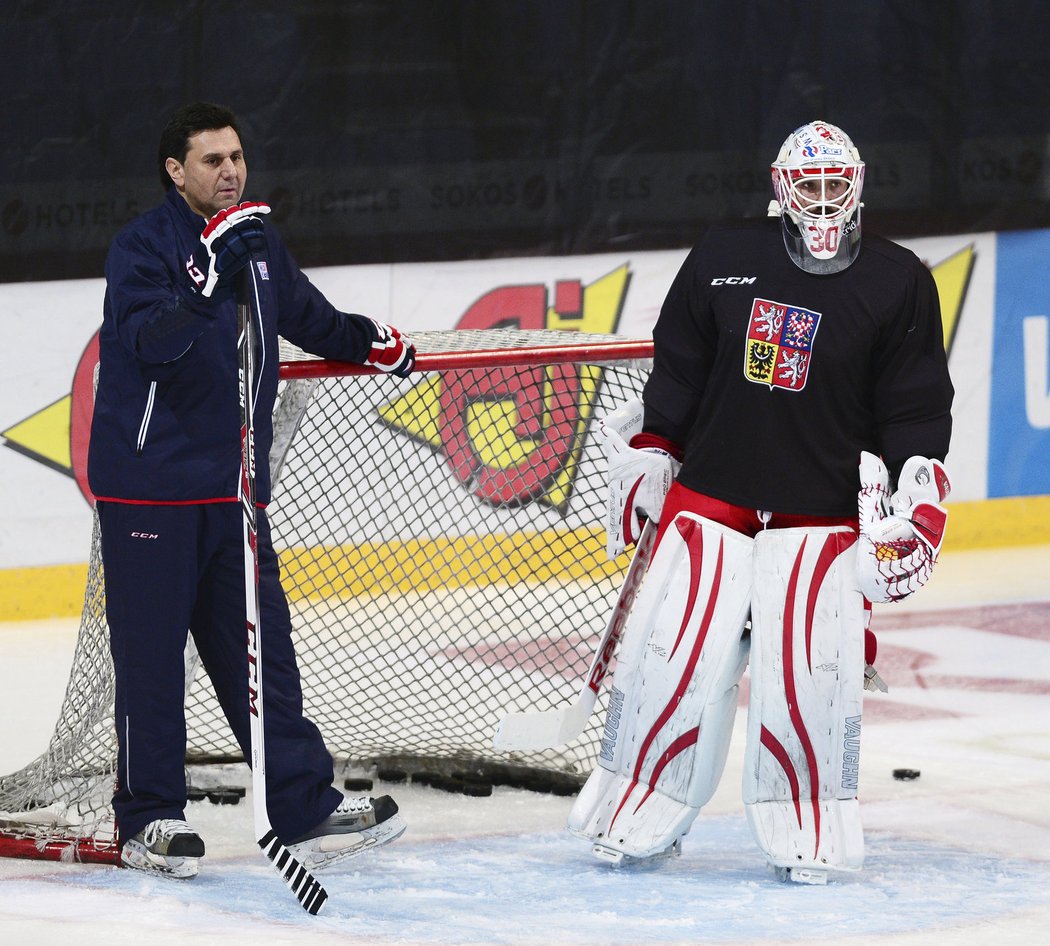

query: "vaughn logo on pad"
left=743, top=297, right=821, bottom=391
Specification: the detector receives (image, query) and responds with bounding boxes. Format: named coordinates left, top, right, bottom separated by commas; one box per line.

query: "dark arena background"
left=3, top=4, right=1050, bottom=943
left=2, top=0, right=1049, bottom=282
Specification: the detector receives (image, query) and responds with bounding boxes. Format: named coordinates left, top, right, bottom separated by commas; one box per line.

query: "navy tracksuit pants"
left=98, top=500, right=342, bottom=847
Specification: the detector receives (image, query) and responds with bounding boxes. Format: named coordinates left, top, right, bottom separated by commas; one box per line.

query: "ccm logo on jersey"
left=130, top=532, right=159, bottom=539
left=710, top=275, right=757, bottom=285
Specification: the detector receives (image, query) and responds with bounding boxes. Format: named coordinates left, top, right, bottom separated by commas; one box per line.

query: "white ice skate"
left=287, top=795, right=406, bottom=872
left=121, top=818, right=206, bottom=879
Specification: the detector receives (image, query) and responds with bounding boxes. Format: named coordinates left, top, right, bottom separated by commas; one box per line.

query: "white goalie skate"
left=591, top=827, right=684, bottom=867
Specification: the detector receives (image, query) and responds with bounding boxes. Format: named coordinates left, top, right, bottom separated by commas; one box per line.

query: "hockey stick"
left=493, top=517, right=658, bottom=751
left=237, top=269, right=328, bottom=915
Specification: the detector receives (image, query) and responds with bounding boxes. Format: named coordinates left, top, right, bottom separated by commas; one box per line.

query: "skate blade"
left=774, top=865, right=829, bottom=885
left=591, top=844, right=626, bottom=866
left=294, top=813, right=406, bottom=872
left=591, top=838, right=681, bottom=868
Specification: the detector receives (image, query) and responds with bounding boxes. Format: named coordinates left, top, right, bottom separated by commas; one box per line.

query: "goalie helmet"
left=770, top=121, right=865, bottom=274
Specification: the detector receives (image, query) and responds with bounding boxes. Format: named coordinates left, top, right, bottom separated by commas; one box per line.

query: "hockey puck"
left=376, top=767, right=408, bottom=784
left=207, top=789, right=243, bottom=805
left=343, top=777, right=374, bottom=792
left=892, top=768, right=921, bottom=781
left=460, top=781, right=493, bottom=797
left=187, top=789, right=208, bottom=802
left=429, top=774, right=464, bottom=794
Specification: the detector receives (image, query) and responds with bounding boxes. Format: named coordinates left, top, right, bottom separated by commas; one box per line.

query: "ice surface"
left=1, top=544, right=1049, bottom=945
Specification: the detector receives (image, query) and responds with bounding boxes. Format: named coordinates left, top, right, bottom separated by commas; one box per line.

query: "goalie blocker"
left=568, top=510, right=867, bottom=884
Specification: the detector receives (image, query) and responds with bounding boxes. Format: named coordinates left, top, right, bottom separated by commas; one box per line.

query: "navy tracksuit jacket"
left=90, top=187, right=380, bottom=845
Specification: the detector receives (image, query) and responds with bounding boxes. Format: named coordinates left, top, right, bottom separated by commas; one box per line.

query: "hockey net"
left=0, top=328, right=652, bottom=863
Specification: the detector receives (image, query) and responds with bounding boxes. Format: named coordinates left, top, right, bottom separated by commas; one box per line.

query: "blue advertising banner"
left=990, top=230, right=1050, bottom=497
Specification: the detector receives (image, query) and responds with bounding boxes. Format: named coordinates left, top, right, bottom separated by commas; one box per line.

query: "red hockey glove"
left=199, top=201, right=270, bottom=298
left=365, top=319, right=415, bottom=378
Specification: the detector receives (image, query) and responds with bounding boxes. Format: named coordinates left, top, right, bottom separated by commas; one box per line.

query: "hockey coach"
left=88, top=102, right=414, bottom=879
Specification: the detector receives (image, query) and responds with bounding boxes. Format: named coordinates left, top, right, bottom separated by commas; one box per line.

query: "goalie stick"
left=237, top=268, right=328, bottom=915
left=493, top=517, right=657, bottom=751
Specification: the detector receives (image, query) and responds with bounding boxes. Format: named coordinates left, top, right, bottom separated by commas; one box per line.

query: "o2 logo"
left=381, top=267, right=630, bottom=512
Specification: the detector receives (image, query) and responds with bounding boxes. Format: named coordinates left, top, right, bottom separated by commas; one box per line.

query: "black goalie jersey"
left=642, top=216, right=954, bottom=517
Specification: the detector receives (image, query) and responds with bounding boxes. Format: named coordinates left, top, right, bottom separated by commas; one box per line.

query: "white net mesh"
left=0, top=328, right=651, bottom=860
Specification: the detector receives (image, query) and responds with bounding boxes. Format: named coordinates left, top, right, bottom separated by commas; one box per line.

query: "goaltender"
left=569, top=121, right=953, bottom=883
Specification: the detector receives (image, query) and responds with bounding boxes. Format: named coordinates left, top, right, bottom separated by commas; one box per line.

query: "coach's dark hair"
left=157, top=102, right=241, bottom=190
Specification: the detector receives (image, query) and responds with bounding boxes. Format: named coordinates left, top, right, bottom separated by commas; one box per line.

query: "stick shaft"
left=237, top=268, right=328, bottom=915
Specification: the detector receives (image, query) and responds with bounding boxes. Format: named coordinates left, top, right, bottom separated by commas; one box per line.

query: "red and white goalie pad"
left=568, top=513, right=752, bottom=860
left=856, top=452, right=951, bottom=603
left=743, top=526, right=866, bottom=879
left=598, top=399, right=681, bottom=560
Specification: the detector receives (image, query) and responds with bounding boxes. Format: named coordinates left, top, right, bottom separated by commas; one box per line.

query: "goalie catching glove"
left=598, top=398, right=682, bottom=559
left=199, top=200, right=270, bottom=298
left=856, top=451, right=951, bottom=603
left=364, top=319, right=415, bottom=378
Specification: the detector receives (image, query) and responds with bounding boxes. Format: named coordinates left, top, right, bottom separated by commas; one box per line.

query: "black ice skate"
left=120, top=818, right=206, bottom=879
left=288, top=795, right=405, bottom=872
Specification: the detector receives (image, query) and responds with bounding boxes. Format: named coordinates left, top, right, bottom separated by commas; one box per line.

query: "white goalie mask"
left=770, top=120, right=865, bottom=274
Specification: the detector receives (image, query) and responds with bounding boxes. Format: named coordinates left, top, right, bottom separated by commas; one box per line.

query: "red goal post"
left=0, top=328, right=654, bottom=863
left=279, top=336, right=654, bottom=377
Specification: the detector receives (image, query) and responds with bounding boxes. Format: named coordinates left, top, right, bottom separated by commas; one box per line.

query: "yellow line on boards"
left=1, top=497, right=1047, bottom=621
